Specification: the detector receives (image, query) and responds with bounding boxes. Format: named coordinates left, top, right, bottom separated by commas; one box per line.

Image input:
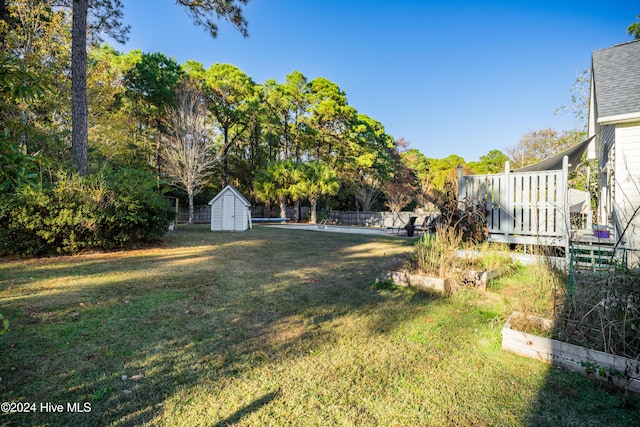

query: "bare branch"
left=162, top=83, right=217, bottom=223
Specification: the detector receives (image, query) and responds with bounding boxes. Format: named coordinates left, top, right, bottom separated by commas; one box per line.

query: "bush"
left=0, top=169, right=174, bottom=256
left=434, top=179, right=488, bottom=244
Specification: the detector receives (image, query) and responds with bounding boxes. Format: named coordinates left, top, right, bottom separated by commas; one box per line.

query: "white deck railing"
left=458, top=157, right=570, bottom=252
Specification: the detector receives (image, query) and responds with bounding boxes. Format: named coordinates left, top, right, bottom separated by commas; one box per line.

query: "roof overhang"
left=597, top=111, right=640, bottom=125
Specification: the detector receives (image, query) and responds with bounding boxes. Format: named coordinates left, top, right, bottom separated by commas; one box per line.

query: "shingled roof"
left=592, top=40, right=640, bottom=119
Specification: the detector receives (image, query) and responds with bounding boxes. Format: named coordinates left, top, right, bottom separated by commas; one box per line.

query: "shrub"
left=0, top=168, right=173, bottom=256
left=434, top=179, right=488, bottom=244
left=0, top=135, right=39, bottom=192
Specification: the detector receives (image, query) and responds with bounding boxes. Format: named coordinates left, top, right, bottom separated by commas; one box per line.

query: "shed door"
left=222, top=195, right=235, bottom=230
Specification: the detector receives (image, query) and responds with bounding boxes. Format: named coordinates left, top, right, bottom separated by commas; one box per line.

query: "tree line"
left=1, top=1, right=593, bottom=253
left=2, top=2, right=402, bottom=224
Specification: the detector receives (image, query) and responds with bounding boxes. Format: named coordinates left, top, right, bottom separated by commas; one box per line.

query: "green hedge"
left=0, top=169, right=174, bottom=256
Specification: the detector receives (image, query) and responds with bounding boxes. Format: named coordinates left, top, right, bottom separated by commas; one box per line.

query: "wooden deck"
left=458, top=157, right=628, bottom=269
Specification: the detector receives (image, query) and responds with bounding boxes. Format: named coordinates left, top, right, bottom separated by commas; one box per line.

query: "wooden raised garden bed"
left=502, top=312, right=640, bottom=394
left=379, top=267, right=501, bottom=294
left=380, top=271, right=451, bottom=294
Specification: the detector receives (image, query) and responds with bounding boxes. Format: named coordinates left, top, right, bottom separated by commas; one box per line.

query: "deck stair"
left=570, top=232, right=625, bottom=270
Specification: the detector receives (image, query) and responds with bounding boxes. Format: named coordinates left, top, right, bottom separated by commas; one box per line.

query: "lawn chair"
left=385, top=215, right=417, bottom=236
left=415, top=214, right=438, bottom=236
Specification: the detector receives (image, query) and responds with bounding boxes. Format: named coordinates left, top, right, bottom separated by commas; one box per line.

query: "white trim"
left=587, top=70, right=598, bottom=160
left=597, top=112, right=640, bottom=125
left=208, top=185, right=251, bottom=207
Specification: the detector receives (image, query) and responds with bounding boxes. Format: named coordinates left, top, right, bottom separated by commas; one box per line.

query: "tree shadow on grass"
left=524, top=365, right=640, bottom=426
left=8, top=226, right=639, bottom=425
left=0, top=227, right=434, bottom=426
left=210, top=389, right=281, bottom=427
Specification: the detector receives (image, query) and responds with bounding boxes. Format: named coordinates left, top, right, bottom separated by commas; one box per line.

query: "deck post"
left=563, top=155, right=570, bottom=264
left=457, top=164, right=464, bottom=210
left=586, top=165, right=593, bottom=229
left=504, top=161, right=511, bottom=244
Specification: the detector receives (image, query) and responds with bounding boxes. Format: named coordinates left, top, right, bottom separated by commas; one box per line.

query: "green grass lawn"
left=1, top=225, right=638, bottom=426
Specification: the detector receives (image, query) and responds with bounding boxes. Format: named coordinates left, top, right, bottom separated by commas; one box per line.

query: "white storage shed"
left=208, top=185, right=252, bottom=231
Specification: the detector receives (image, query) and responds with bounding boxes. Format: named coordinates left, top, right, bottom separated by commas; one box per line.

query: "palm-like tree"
left=254, top=160, right=339, bottom=223
left=295, top=161, right=340, bottom=224
left=254, top=160, right=299, bottom=219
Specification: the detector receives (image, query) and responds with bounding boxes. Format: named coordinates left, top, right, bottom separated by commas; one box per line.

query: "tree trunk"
left=222, top=154, right=229, bottom=188
left=71, top=0, right=89, bottom=175
left=156, top=118, right=162, bottom=192
left=393, top=210, right=401, bottom=227
left=282, top=115, right=289, bottom=160
left=279, top=197, right=286, bottom=219
left=310, top=197, right=317, bottom=224
left=188, top=192, right=194, bottom=224
left=222, top=126, right=230, bottom=187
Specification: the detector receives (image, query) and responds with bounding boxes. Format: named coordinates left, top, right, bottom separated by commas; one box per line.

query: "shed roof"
left=208, top=185, right=251, bottom=206
left=592, top=40, right=640, bottom=118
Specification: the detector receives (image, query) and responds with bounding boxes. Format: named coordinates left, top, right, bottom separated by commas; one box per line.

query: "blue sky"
left=111, top=1, right=638, bottom=162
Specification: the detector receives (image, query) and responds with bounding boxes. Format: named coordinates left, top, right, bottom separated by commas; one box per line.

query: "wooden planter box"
left=458, top=268, right=501, bottom=290
left=502, top=312, right=640, bottom=394
left=380, top=267, right=501, bottom=294
left=379, top=271, right=451, bottom=295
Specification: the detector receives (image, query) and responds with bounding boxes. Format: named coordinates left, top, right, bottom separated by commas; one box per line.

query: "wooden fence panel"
left=178, top=205, right=211, bottom=224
